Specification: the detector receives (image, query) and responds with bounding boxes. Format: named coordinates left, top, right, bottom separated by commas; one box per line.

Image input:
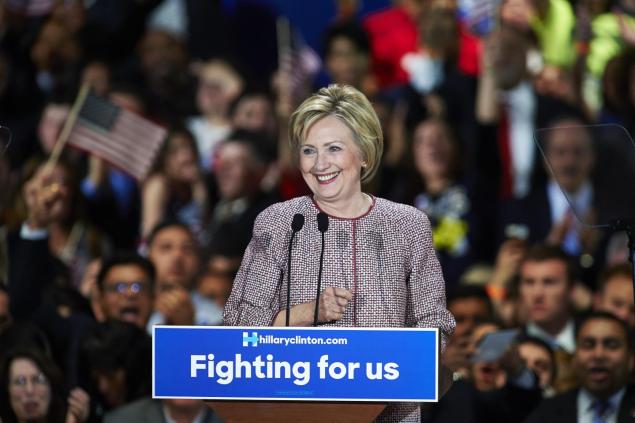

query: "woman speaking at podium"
left=223, top=84, right=455, bottom=422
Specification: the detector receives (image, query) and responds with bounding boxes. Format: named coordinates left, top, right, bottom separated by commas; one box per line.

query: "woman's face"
left=519, top=342, right=554, bottom=389
left=165, top=134, right=199, bottom=183
left=299, top=115, right=364, bottom=206
left=413, top=121, right=453, bottom=180
left=8, top=358, right=52, bottom=421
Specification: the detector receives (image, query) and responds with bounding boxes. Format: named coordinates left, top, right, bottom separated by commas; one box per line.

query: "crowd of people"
left=1, top=0, right=635, bottom=421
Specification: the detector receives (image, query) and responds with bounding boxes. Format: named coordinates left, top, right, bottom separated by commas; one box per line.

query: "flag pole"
left=275, top=16, right=293, bottom=166
left=276, top=16, right=291, bottom=74
left=44, top=83, right=91, bottom=175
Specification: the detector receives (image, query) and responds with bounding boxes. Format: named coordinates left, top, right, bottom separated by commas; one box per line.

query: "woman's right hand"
left=316, top=287, right=353, bottom=323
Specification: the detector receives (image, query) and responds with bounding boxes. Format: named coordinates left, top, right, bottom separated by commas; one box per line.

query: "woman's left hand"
left=65, top=388, right=90, bottom=423
left=317, top=287, right=353, bottom=323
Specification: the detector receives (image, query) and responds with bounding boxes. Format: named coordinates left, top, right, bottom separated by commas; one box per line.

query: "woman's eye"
left=301, top=148, right=314, bottom=155
left=329, top=145, right=341, bottom=152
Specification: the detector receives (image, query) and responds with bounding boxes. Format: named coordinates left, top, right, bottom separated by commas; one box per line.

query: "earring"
left=361, top=161, right=367, bottom=168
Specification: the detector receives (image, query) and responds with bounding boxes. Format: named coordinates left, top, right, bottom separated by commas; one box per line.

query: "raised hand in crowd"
left=490, top=238, right=526, bottom=288
left=442, top=333, right=471, bottom=377
left=23, top=165, right=69, bottom=230
left=155, top=285, right=195, bottom=326
left=546, top=208, right=600, bottom=254
left=497, top=343, right=527, bottom=380
left=65, top=388, right=90, bottom=423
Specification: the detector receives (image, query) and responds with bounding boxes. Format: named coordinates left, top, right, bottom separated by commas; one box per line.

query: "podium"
left=154, top=326, right=438, bottom=422
left=207, top=401, right=386, bottom=423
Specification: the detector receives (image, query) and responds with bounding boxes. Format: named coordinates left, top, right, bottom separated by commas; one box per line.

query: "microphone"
left=286, top=213, right=305, bottom=326
left=313, top=212, right=329, bottom=326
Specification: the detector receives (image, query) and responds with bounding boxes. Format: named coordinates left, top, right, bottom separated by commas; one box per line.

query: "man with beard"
left=526, top=312, right=635, bottom=422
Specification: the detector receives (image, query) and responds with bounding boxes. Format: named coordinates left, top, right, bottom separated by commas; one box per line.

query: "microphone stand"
left=313, top=213, right=329, bottom=326
left=313, top=230, right=326, bottom=326
left=286, top=233, right=296, bottom=326
left=286, top=214, right=304, bottom=326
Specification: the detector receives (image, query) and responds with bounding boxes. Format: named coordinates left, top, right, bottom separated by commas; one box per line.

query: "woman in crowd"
left=408, top=118, right=477, bottom=293
left=0, top=348, right=89, bottom=423
left=141, top=127, right=208, bottom=242
left=223, top=84, right=455, bottom=422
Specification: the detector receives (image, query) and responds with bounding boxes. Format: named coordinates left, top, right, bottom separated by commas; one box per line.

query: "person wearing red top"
left=362, top=0, right=422, bottom=88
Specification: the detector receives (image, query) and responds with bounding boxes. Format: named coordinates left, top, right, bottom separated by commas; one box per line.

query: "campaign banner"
left=153, top=326, right=438, bottom=402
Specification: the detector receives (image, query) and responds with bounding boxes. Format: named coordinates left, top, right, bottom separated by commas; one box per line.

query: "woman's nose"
left=314, top=152, right=329, bottom=171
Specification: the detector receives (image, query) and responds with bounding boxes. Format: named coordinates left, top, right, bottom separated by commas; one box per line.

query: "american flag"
left=277, top=18, right=321, bottom=104
left=67, top=93, right=167, bottom=181
left=458, top=0, right=501, bottom=36
left=279, top=45, right=321, bottom=95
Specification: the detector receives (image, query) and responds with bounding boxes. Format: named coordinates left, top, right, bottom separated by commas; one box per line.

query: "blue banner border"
left=153, top=326, right=439, bottom=403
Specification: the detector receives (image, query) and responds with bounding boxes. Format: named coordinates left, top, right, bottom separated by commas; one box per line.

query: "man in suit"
left=205, top=130, right=278, bottom=259
left=520, top=245, right=577, bottom=353
left=499, top=118, right=609, bottom=286
left=519, top=244, right=579, bottom=392
left=500, top=118, right=597, bottom=245
left=525, top=312, right=635, bottom=422
left=105, top=397, right=224, bottom=423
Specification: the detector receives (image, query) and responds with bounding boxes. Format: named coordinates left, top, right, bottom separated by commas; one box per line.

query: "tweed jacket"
left=223, top=195, right=456, bottom=422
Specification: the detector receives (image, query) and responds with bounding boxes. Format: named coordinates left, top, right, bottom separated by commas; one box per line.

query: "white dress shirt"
left=577, top=387, right=625, bottom=423
left=526, top=319, right=576, bottom=354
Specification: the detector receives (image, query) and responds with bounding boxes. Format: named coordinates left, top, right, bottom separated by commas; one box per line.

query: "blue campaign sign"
left=153, top=326, right=438, bottom=402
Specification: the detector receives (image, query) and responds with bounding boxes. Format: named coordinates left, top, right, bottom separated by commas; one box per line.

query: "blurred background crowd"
left=1, top=0, right=635, bottom=421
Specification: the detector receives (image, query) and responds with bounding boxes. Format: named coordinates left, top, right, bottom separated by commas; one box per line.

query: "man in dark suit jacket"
left=525, top=312, right=635, bottom=422
left=105, top=397, right=224, bottom=423
left=499, top=119, right=611, bottom=287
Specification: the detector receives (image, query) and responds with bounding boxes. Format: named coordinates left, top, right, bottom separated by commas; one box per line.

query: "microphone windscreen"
left=317, top=212, right=329, bottom=233
left=291, top=213, right=305, bottom=232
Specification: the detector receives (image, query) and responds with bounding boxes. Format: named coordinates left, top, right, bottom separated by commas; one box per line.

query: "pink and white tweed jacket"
left=223, top=195, right=456, bottom=422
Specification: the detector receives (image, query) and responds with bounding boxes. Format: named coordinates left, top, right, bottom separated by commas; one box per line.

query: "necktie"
left=592, top=399, right=612, bottom=423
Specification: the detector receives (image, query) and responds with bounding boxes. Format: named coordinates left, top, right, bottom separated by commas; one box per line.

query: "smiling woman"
left=298, top=115, right=368, bottom=217
left=223, top=84, right=456, bottom=423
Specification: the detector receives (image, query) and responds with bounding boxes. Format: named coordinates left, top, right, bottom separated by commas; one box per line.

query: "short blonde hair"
left=288, top=84, right=383, bottom=183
